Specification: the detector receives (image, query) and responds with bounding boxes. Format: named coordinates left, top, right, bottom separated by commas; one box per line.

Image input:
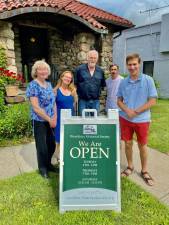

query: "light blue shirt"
left=117, top=74, right=158, bottom=123
left=106, top=75, right=123, bottom=111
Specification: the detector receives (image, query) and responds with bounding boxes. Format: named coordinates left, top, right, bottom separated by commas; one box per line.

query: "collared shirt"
left=117, top=73, right=158, bottom=122
left=74, top=63, right=105, bottom=100
left=26, top=80, right=55, bottom=121
left=106, top=75, right=123, bottom=111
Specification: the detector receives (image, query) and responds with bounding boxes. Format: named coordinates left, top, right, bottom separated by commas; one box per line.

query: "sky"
left=80, top=0, right=169, bottom=26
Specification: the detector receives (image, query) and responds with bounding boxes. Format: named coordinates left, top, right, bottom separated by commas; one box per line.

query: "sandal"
left=141, top=171, right=154, bottom=186
left=121, top=166, right=134, bottom=177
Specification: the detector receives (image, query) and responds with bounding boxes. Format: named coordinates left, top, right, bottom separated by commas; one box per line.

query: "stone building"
left=0, top=0, right=133, bottom=84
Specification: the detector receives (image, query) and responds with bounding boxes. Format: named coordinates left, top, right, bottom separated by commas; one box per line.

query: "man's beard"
left=88, top=62, right=96, bottom=68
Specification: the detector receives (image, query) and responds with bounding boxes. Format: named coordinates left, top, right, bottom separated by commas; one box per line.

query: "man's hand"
left=125, top=108, right=137, bottom=119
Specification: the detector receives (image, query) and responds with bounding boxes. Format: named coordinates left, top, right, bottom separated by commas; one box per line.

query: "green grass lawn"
left=0, top=172, right=169, bottom=225
left=149, top=99, right=169, bottom=153
left=0, top=136, right=34, bottom=148
left=0, top=99, right=169, bottom=153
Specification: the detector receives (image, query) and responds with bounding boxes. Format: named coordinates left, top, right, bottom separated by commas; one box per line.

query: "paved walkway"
left=0, top=141, right=169, bottom=207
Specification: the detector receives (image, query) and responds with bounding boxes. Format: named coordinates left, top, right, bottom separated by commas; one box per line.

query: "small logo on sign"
left=83, top=125, right=97, bottom=135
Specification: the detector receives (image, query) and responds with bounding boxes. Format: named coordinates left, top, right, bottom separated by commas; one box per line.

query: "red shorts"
left=119, top=116, right=150, bottom=145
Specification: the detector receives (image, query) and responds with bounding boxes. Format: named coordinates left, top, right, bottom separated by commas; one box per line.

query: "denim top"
left=74, top=63, right=105, bottom=100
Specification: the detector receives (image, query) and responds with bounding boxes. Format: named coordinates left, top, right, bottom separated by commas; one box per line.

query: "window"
left=143, top=61, right=154, bottom=77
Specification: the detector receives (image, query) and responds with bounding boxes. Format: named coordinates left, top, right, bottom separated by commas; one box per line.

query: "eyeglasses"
left=63, top=76, right=72, bottom=80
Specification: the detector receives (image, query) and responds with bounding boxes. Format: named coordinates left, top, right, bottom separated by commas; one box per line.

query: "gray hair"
left=31, top=60, right=51, bottom=79
left=87, top=50, right=99, bottom=60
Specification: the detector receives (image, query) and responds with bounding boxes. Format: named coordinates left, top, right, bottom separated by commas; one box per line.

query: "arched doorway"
left=20, top=26, right=49, bottom=81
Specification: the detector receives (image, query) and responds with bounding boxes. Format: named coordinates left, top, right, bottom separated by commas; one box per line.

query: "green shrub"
left=153, top=78, right=160, bottom=95
left=0, top=45, right=7, bottom=68
left=0, top=102, right=32, bottom=139
left=0, top=78, right=6, bottom=113
left=120, top=73, right=128, bottom=78
left=0, top=45, right=7, bottom=113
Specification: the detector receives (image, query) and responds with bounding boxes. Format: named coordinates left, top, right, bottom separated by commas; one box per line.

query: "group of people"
left=26, top=50, right=158, bottom=186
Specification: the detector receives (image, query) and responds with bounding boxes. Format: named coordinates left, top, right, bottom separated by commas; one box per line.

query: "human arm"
left=72, top=88, right=78, bottom=114
left=134, top=98, right=156, bottom=114
left=117, top=79, right=137, bottom=118
left=101, top=70, right=106, bottom=89
left=30, top=97, right=52, bottom=123
left=49, top=102, right=57, bottom=128
left=73, top=67, right=78, bottom=87
left=117, top=97, right=137, bottom=118
left=49, top=87, right=58, bottom=128
left=135, top=77, right=157, bottom=114
left=27, top=81, right=57, bottom=127
left=117, top=96, right=157, bottom=118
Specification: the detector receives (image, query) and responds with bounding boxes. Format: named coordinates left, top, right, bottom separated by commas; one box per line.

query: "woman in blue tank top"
left=53, top=71, right=78, bottom=161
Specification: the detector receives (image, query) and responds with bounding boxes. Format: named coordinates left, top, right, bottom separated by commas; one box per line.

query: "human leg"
left=33, top=120, right=49, bottom=178
left=78, top=99, right=87, bottom=116
left=121, top=140, right=134, bottom=177
left=135, top=122, right=154, bottom=185
left=138, top=143, right=148, bottom=172
left=46, top=124, right=56, bottom=168
left=54, top=143, right=60, bottom=162
left=119, top=117, right=134, bottom=177
left=91, top=100, right=100, bottom=115
left=139, top=143, right=154, bottom=186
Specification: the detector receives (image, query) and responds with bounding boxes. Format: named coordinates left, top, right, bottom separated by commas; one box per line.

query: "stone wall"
left=13, top=26, right=22, bottom=73
left=100, top=32, right=113, bottom=74
left=12, top=24, right=113, bottom=77
left=99, top=32, right=114, bottom=114
left=0, top=20, right=114, bottom=114
left=48, top=30, right=112, bottom=114
left=49, top=31, right=96, bottom=74
left=0, top=21, right=17, bottom=72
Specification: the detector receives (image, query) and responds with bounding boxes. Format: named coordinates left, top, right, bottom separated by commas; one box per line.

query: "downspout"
left=113, top=30, right=122, bottom=39
left=112, top=31, right=122, bottom=68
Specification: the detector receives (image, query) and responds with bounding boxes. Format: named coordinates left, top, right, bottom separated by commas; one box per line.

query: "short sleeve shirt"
left=26, top=80, right=55, bottom=121
left=117, top=74, right=158, bottom=122
left=106, top=75, right=123, bottom=110
left=74, top=64, right=105, bottom=100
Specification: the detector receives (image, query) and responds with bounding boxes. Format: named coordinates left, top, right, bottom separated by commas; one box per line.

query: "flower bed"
left=0, top=67, right=24, bottom=86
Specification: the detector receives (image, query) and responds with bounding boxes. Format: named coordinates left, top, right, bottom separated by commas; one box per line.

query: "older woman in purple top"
left=26, top=60, right=57, bottom=179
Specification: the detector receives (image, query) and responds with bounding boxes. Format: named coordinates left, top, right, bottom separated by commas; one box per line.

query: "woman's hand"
left=49, top=116, right=57, bottom=128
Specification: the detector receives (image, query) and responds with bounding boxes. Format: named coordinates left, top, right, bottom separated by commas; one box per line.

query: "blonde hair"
left=31, top=60, right=51, bottom=79
left=54, top=70, right=78, bottom=103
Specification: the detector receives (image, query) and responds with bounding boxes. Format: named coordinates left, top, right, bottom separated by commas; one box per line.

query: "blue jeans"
left=78, top=99, right=100, bottom=116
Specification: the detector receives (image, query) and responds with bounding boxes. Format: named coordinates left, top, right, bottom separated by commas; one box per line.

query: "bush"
left=120, top=73, right=128, bottom=78
left=0, top=46, right=7, bottom=113
left=0, top=45, right=7, bottom=68
left=0, top=78, right=6, bottom=113
left=0, top=102, right=32, bottom=139
left=153, top=78, right=160, bottom=95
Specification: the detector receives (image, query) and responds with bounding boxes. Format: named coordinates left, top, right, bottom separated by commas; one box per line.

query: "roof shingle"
left=0, top=0, right=133, bottom=30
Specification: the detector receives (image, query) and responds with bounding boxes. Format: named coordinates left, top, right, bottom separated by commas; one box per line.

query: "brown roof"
left=0, top=0, right=133, bottom=30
